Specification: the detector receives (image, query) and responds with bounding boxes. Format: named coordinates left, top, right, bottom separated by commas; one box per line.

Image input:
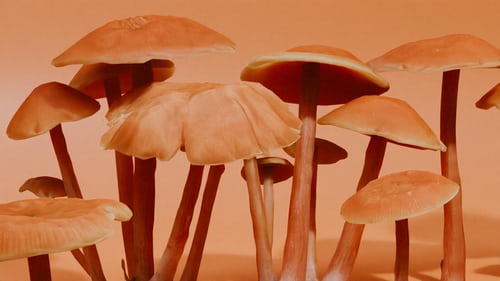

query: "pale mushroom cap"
left=6, top=82, right=100, bottom=140
left=240, top=156, right=294, bottom=184
left=368, top=34, right=500, bottom=73
left=0, top=198, right=132, bottom=261
left=101, top=81, right=302, bottom=165
left=318, top=95, right=446, bottom=151
left=240, top=44, right=389, bottom=105
left=283, top=137, right=348, bottom=164
left=476, top=82, right=500, bottom=110
left=341, top=170, right=459, bottom=224
left=52, top=15, right=236, bottom=66
left=18, top=176, right=66, bottom=198
left=69, top=59, right=175, bottom=99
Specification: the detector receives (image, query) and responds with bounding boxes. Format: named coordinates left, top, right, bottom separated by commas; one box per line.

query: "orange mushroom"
left=476, top=82, right=500, bottom=110
left=19, top=176, right=66, bottom=198
left=368, top=34, right=500, bottom=281
left=318, top=95, right=445, bottom=281
left=241, top=45, right=389, bottom=280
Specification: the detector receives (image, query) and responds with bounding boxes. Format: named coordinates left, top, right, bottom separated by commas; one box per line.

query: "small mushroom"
left=475, top=82, right=500, bottom=110
left=19, top=176, right=66, bottom=198
left=341, top=170, right=458, bottom=281
left=241, top=45, right=389, bottom=280
left=368, top=34, right=500, bottom=281
left=0, top=198, right=132, bottom=281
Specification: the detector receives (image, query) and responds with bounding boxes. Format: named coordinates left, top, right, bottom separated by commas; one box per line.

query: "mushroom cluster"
left=5, top=13, right=500, bottom=281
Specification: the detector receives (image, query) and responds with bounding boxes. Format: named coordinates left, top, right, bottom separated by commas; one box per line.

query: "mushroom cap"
left=0, top=198, right=132, bottom=261
left=368, top=34, right=500, bottom=73
left=70, top=59, right=175, bottom=99
left=101, top=81, right=302, bottom=165
left=240, top=156, right=294, bottom=184
left=18, top=176, right=66, bottom=198
left=476, top=82, right=500, bottom=110
left=6, top=82, right=101, bottom=140
left=283, top=137, right=348, bottom=164
left=318, top=95, right=446, bottom=151
left=341, top=170, right=459, bottom=224
left=240, top=45, right=389, bottom=105
left=52, top=15, right=236, bottom=66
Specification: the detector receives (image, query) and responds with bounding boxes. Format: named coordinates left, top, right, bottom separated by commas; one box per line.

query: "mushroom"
left=241, top=45, right=389, bottom=280
left=0, top=198, right=132, bottom=281
left=367, top=34, right=500, bottom=281
left=19, top=176, right=66, bottom=198
left=240, top=156, right=294, bottom=247
left=6, top=82, right=106, bottom=280
left=317, top=95, right=445, bottom=281
left=101, top=81, right=301, bottom=281
left=476, top=82, right=500, bottom=110
left=284, top=138, right=348, bottom=281
left=52, top=15, right=236, bottom=280
left=340, top=170, right=459, bottom=281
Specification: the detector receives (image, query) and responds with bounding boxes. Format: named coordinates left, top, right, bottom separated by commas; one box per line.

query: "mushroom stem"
left=153, top=164, right=205, bottom=281
left=132, top=157, right=157, bottom=281
left=179, top=164, right=225, bottom=281
left=28, top=255, right=52, bottom=281
left=281, top=62, right=320, bottom=281
left=104, top=77, right=136, bottom=277
left=322, top=136, right=387, bottom=281
left=439, top=69, right=465, bottom=281
left=306, top=145, right=319, bottom=281
left=394, top=219, right=409, bottom=281
left=49, top=125, right=106, bottom=281
left=244, top=157, right=276, bottom=281
left=261, top=167, right=275, bottom=247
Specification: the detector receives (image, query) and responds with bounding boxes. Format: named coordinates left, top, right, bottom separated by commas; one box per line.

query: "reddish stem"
left=153, top=164, right=205, bottom=281
left=132, top=157, right=157, bottom=281
left=394, top=219, right=409, bottom=281
left=306, top=146, right=319, bottom=281
left=281, top=62, right=320, bottom=281
left=179, top=164, right=225, bottom=281
left=28, top=255, right=52, bottom=281
left=439, top=69, right=465, bottom=281
left=244, top=158, right=276, bottom=281
left=49, top=125, right=106, bottom=281
left=261, top=168, right=275, bottom=247
left=322, top=136, right=387, bottom=281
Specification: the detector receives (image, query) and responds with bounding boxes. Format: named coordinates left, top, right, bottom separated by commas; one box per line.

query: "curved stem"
left=179, top=165, right=225, bottom=281
left=153, top=164, right=205, bottom=281
left=322, top=136, right=387, bottom=281
left=439, top=69, right=465, bottom=281
left=244, top=158, right=276, bottom=281
left=394, top=219, right=409, bottom=281
left=281, top=62, right=320, bottom=281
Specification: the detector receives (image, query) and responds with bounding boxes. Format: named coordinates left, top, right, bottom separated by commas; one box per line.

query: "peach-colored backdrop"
left=1, top=1, right=499, bottom=280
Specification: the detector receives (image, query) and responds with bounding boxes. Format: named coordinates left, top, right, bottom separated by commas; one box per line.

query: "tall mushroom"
left=5, top=81, right=106, bottom=280
left=51, top=15, right=236, bottom=280
left=367, top=34, right=500, bottom=281
left=340, top=170, right=459, bottom=281
left=0, top=198, right=132, bottom=281
left=317, top=95, right=445, bottom=281
left=100, top=81, right=301, bottom=281
left=241, top=45, right=389, bottom=280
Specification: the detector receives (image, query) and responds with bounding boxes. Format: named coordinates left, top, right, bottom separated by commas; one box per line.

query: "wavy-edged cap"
left=0, top=198, right=132, bottom=261
left=341, top=170, right=459, bottom=224
left=318, top=95, right=446, bottom=151
left=368, top=34, right=500, bottom=73
left=6, top=82, right=100, bottom=140
left=70, top=59, right=175, bottom=99
left=101, top=81, right=301, bottom=165
left=52, top=15, right=236, bottom=66
left=476, top=82, right=500, bottom=110
left=241, top=45, right=389, bottom=105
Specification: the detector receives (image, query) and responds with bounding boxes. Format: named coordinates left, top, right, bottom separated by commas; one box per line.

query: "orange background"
left=0, top=0, right=499, bottom=280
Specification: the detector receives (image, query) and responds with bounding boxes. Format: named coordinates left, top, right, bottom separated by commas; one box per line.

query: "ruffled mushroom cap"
left=318, top=95, right=446, bottom=151
left=476, top=82, right=500, bottom=110
left=52, top=15, right=236, bottom=66
left=241, top=45, right=389, bottom=105
left=0, top=198, right=132, bottom=261
left=368, top=34, right=500, bottom=73
left=101, top=81, right=301, bottom=165
left=69, top=59, right=175, bottom=99
left=341, top=170, right=459, bottom=224
left=6, top=82, right=100, bottom=140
